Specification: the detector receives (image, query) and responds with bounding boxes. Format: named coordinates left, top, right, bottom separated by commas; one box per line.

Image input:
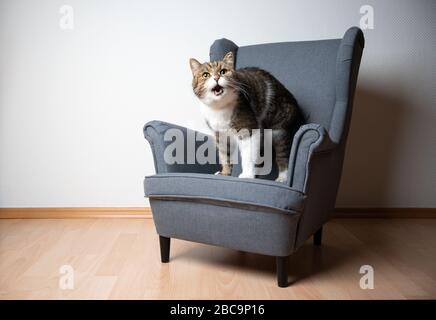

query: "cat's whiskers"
left=228, top=80, right=250, bottom=100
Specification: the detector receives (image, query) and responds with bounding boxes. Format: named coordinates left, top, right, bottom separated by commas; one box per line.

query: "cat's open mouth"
left=212, top=85, right=224, bottom=96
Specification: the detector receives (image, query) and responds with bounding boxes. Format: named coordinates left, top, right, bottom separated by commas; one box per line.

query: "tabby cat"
left=189, top=52, right=303, bottom=182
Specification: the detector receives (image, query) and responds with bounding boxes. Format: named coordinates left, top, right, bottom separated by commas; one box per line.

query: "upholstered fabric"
left=150, top=199, right=300, bottom=256
left=211, top=39, right=340, bottom=132
left=144, top=120, right=220, bottom=175
left=210, top=28, right=364, bottom=145
left=145, top=172, right=305, bottom=214
left=287, top=123, right=335, bottom=191
left=143, top=27, right=364, bottom=256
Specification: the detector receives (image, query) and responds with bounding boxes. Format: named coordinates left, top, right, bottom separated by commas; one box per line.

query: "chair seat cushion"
left=144, top=173, right=305, bottom=214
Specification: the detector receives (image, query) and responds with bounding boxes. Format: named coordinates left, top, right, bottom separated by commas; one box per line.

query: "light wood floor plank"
left=0, top=218, right=435, bottom=299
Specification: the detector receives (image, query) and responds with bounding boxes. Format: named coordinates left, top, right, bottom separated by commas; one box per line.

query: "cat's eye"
left=220, top=69, right=227, bottom=75
left=202, top=72, right=210, bottom=78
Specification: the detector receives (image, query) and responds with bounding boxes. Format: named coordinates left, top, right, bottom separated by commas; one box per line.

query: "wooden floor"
left=1, top=218, right=435, bottom=299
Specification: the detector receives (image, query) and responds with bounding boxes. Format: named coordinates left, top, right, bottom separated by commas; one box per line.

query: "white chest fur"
left=199, top=88, right=238, bottom=132
left=200, top=103, right=234, bottom=132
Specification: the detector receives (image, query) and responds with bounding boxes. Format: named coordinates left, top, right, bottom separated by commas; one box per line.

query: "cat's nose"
left=213, top=75, right=220, bottom=81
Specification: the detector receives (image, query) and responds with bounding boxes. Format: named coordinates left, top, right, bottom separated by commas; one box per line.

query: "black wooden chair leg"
left=314, top=227, right=323, bottom=246
left=276, top=256, right=289, bottom=288
left=159, top=236, right=170, bottom=263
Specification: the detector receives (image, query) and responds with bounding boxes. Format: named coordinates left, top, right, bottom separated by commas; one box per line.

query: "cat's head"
left=189, top=52, right=235, bottom=106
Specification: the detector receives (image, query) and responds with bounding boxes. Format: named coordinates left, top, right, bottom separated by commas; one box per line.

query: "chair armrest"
left=287, top=123, right=336, bottom=191
left=143, top=120, right=221, bottom=174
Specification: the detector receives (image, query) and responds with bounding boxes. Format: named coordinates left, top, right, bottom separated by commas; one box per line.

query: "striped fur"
left=190, top=52, right=303, bottom=182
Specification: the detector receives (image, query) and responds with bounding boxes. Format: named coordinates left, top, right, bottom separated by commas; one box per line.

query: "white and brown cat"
left=189, top=52, right=303, bottom=182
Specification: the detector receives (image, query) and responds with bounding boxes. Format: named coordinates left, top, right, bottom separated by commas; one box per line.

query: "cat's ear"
left=223, top=52, right=234, bottom=68
left=189, top=58, right=201, bottom=74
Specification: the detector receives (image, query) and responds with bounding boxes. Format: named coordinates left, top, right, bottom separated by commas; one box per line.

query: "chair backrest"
left=210, top=27, right=365, bottom=145
left=209, top=29, right=364, bottom=246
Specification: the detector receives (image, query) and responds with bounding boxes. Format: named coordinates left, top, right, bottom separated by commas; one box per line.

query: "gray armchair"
left=143, top=27, right=364, bottom=287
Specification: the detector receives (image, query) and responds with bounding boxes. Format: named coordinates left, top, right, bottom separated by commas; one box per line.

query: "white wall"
left=0, top=0, right=435, bottom=208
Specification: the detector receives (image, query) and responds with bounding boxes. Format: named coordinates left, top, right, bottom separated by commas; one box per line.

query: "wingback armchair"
left=143, top=27, right=364, bottom=287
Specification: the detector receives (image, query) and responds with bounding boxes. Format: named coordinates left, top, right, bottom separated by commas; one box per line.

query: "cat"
left=189, top=52, right=303, bottom=182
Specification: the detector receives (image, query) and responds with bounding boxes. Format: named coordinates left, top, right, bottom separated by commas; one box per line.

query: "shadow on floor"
left=170, top=232, right=367, bottom=286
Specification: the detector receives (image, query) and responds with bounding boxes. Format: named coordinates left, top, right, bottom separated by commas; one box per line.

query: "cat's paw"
left=238, top=172, right=255, bottom=179
left=275, top=170, right=288, bottom=183
left=216, top=170, right=231, bottom=176
left=275, top=176, right=287, bottom=183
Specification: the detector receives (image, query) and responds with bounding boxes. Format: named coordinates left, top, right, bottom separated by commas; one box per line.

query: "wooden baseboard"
left=0, top=207, right=435, bottom=219
left=333, top=207, right=436, bottom=218
left=0, top=207, right=152, bottom=219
